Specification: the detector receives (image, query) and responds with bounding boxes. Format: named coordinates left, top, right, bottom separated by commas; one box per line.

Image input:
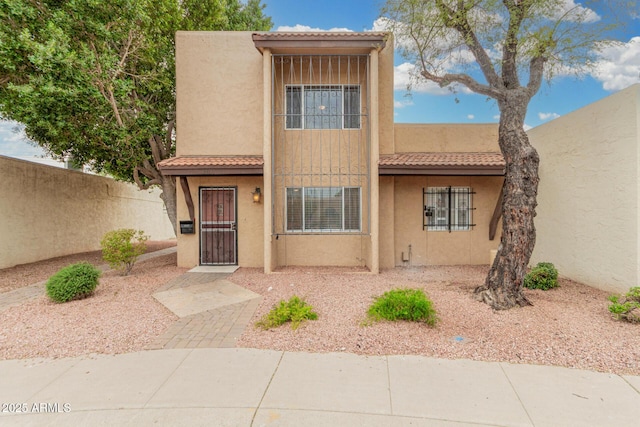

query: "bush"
left=367, top=288, right=438, bottom=326
left=256, top=296, right=318, bottom=330
left=608, top=287, right=640, bottom=323
left=523, top=262, right=559, bottom=290
left=46, top=262, right=101, bottom=303
left=100, top=229, right=148, bottom=275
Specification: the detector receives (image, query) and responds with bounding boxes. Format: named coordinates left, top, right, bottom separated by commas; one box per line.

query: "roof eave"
left=252, top=32, right=387, bottom=54
left=158, top=165, right=264, bottom=176
left=378, top=166, right=505, bottom=176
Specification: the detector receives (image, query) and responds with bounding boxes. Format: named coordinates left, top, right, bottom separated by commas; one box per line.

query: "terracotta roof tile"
left=158, top=156, right=263, bottom=168
left=379, top=152, right=505, bottom=176
left=157, top=156, right=264, bottom=176
left=252, top=32, right=387, bottom=41
left=379, top=152, right=504, bottom=167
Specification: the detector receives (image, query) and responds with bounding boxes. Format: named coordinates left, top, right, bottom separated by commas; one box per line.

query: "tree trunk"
left=474, top=93, right=540, bottom=310
left=159, top=175, right=177, bottom=235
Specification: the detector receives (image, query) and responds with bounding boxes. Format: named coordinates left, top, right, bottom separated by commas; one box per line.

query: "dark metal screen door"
left=200, top=187, right=237, bottom=265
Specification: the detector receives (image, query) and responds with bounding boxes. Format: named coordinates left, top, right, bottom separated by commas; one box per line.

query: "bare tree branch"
left=421, top=69, right=503, bottom=99
left=434, top=0, right=503, bottom=89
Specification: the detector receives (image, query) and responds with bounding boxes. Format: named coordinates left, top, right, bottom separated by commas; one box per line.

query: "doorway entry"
left=200, top=187, right=237, bottom=265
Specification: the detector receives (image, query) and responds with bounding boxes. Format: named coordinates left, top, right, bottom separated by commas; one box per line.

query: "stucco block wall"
left=378, top=38, right=395, bottom=156
left=387, top=175, right=502, bottom=266
left=175, top=31, right=263, bottom=156
left=274, top=234, right=369, bottom=267
left=393, top=123, right=499, bottom=153
left=0, top=156, right=175, bottom=269
left=176, top=176, right=264, bottom=268
left=529, top=85, right=640, bottom=294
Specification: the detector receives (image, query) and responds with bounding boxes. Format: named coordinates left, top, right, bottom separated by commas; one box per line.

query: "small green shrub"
left=100, top=229, right=148, bottom=275
left=256, top=296, right=318, bottom=330
left=523, top=262, right=559, bottom=290
left=608, top=287, right=640, bottom=323
left=46, top=262, right=101, bottom=303
left=367, top=288, right=438, bottom=326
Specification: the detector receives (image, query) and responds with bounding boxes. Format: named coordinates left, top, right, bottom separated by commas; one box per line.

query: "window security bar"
left=423, top=187, right=476, bottom=232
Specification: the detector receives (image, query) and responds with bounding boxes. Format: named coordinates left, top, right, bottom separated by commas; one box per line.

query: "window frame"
left=285, top=186, right=362, bottom=233
left=285, top=84, right=361, bottom=130
left=423, top=186, right=475, bottom=232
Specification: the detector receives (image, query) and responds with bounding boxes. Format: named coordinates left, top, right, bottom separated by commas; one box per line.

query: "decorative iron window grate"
left=285, top=85, right=360, bottom=129
left=423, top=187, right=475, bottom=231
left=271, top=54, right=370, bottom=235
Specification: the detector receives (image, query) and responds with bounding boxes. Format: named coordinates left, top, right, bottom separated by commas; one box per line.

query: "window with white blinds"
left=286, top=187, right=361, bottom=232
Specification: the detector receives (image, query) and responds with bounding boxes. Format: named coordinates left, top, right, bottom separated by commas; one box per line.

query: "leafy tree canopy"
left=0, top=0, right=272, bottom=229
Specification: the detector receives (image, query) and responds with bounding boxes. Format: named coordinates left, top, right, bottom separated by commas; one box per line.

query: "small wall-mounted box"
left=179, top=220, right=195, bottom=234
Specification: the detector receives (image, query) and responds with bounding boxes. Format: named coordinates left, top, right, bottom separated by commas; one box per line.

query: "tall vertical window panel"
left=272, top=55, right=369, bottom=235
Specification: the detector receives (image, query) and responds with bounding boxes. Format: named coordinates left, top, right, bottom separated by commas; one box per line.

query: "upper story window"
left=286, top=85, right=360, bottom=130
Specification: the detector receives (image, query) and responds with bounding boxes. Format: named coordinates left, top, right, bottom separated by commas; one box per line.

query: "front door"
left=200, top=187, right=237, bottom=265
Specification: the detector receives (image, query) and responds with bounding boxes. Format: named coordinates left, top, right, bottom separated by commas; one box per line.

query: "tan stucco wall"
left=529, top=84, right=640, bottom=294
left=176, top=176, right=264, bottom=268
left=393, top=123, right=500, bottom=153
left=175, top=31, right=263, bottom=156
left=0, top=156, right=175, bottom=269
left=385, top=175, right=502, bottom=266
left=274, top=234, right=368, bottom=267
left=378, top=38, right=395, bottom=155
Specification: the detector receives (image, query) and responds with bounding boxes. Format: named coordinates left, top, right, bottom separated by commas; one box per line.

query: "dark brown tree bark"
left=474, top=90, right=540, bottom=309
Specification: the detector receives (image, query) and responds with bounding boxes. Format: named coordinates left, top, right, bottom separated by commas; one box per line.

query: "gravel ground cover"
left=233, top=266, right=640, bottom=376
left=0, top=240, right=176, bottom=294
left=1, top=251, right=638, bottom=375
left=0, top=252, right=184, bottom=360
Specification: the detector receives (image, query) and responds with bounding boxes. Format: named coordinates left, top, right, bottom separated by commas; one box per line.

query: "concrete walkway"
left=1, top=348, right=639, bottom=426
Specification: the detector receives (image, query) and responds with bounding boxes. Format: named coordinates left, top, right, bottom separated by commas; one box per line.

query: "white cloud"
left=538, top=112, right=560, bottom=121
left=523, top=123, right=533, bottom=131
left=552, top=0, right=600, bottom=23
left=493, top=114, right=501, bottom=120
left=276, top=24, right=353, bottom=32
left=591, top=37, right=640, bottom=91
left=394, top=99, right=414, bottom=108
left=467, top=114, right=475, bottom=120
left=394, top=62, right=471, bottom=95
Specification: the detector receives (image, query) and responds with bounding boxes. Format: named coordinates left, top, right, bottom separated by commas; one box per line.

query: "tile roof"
left=379, top=152, right=505, bottom=176
left=253, top=32, right=388, bottom=41
left=157, top=156, right=264, bottom=176
left=252, top=32, right=388, bottom=52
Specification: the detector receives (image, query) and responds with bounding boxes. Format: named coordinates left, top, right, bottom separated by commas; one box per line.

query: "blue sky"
left=1, top=0, right=639, bottom=163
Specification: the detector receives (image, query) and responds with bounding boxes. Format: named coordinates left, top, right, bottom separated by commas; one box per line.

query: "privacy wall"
left=529, top=84, right=640, bottom=294
left=0, top=156, right=175, bottom=269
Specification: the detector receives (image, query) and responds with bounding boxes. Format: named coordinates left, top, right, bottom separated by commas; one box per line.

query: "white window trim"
left=285, top=186, right=361, bottom=233
left=285, top=84, right=361, bottom=130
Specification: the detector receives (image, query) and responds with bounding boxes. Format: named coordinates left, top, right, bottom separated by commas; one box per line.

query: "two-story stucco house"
left=158, top=31, right=505, bottom=273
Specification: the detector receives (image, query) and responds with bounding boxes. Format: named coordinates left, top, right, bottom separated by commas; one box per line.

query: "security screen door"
left=200, top=187, right=237, bottom=265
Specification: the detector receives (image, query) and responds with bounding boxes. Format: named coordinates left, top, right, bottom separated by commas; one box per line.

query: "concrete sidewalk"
left=1, top=349, right=639, bottom=426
